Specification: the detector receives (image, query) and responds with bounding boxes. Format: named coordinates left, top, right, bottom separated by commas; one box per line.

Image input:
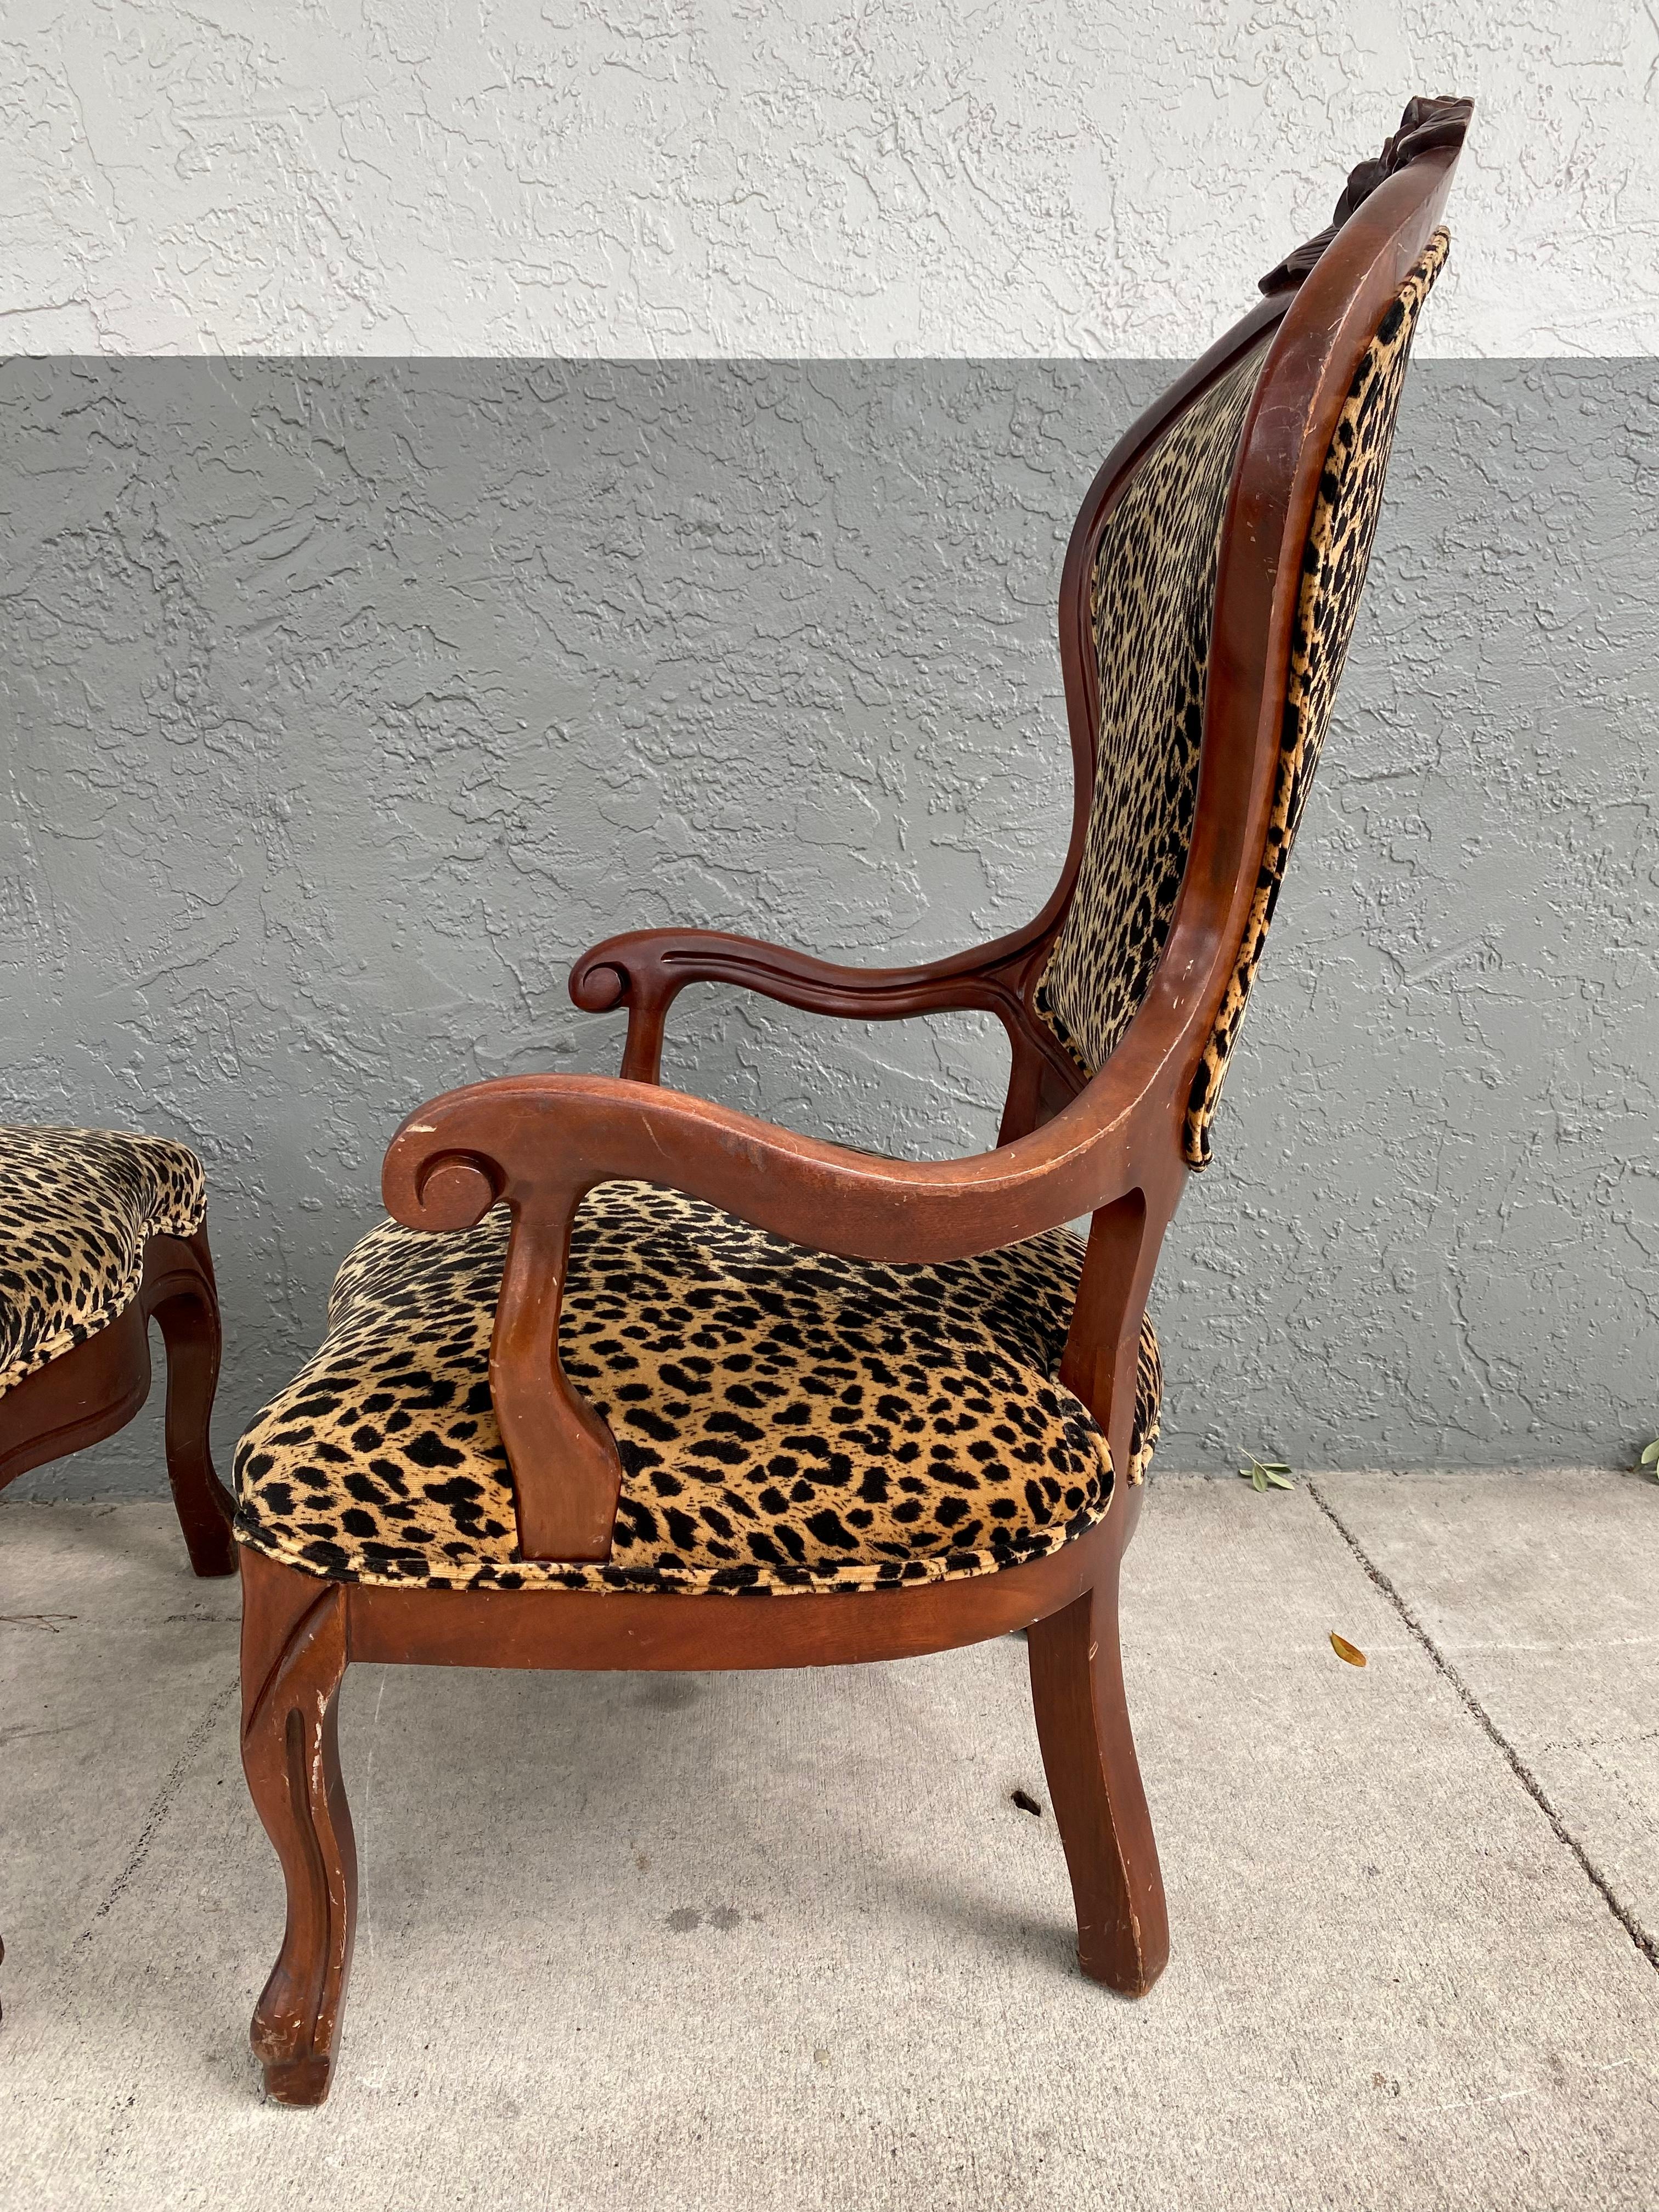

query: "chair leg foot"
left=148, top=1230, right=235, bottom=1578
left=259, top=2053, right=335, bottom=2107
left=1026, top=1559, right=1169, bottom=1996
left=240, top=1550, right=357, bottom=2106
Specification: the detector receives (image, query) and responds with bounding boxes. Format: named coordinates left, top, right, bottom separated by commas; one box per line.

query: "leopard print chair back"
left=1031, top=336, right=1274, bottom=1085
left=1032, top=106, right=1461, bottom=1169
left=1182, top=229, right=1447, bottom=1166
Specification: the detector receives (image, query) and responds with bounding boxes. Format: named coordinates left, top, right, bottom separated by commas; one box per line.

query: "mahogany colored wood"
left=240, top=1548, right=355, bottom=2107
left=0, top=1227, right=234, bottom=1578
left=240, top=101, right=1471, bottom=2103
left=1260, top=94, right=1474, bottom=292
left=347, top=1514, right=1119, bottom=1675
left=1028, top=1537, right=1169, bottom=1993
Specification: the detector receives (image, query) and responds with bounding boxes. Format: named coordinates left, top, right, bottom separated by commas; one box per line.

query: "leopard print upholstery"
left=1186, top=229, right=1450, bottom=1165
left=1035, top=233, right=1449, bottom=1171
left=235, top=1182, right=1163, bottom=1597
left=1032, top=336, right=1273, bottom=1075
left=0, top=1125, right=207, bottom=1395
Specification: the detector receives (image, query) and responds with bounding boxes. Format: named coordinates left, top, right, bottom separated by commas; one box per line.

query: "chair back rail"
left=1002, top=101, right=1470, bottom=1156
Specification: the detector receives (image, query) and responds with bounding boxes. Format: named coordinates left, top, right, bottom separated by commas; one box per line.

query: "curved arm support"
left=568, top=924, right=1079, bottom=1090
left=1059, top=1180, right=1178, bottom=1491
left=381, top=1049, right=1184, bottom=1564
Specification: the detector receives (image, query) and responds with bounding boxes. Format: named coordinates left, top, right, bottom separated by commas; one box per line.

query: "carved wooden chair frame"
left=0, top=1227, right=233, bottom=1578
left=240, top=100, right=1470, bottom=2104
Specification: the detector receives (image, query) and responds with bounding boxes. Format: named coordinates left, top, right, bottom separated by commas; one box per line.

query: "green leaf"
left=1641, top=1439, right=1659, bottom=1468
left=1238, top=1454, right=1294, bottom=1493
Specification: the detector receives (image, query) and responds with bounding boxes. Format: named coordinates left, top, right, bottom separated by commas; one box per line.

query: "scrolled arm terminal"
left=568, top=922, right=1078, bottom=1087
left=380, top=1062, right=1176, bottom=1566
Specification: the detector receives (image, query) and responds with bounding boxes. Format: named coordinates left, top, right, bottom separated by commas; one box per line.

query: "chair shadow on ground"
left=42, top=1635, right=1089, bottom=2112
left=340, top=1650, right=1087, bottom=1970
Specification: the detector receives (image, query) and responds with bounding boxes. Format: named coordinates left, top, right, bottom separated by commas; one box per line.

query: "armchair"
left=233, top=97, right=1470, bottom=2104
left=0, top=1125, right=232, bottom=1575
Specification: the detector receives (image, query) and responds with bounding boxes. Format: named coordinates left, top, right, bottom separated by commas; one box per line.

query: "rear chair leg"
left=1026, top=1558, right=1170, bottom=1995
left=240, top=1548, right=357, bottom=2105
left=145, top=1229, right=236, bottom=1577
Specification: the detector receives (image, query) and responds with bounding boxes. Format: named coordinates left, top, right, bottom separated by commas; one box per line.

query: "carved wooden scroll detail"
left=1260, top=94, right=1474, bottom=294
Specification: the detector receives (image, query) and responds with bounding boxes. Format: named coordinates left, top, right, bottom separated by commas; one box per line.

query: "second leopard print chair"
left=231, top=97, right=1471, bottom=2103
left=1, top=1125, right=232, bottom=1574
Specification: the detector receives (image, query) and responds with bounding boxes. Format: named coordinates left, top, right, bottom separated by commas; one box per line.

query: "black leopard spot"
left=0, top=1126, right=206, bottom=1393
left=234, top=1183, right=1163, bottom=1596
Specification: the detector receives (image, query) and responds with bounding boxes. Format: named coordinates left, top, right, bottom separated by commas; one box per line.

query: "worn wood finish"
left=240, top=1546, right=357, bottom=2107
left=348, top=1516, right=1117, bottom=1674
left=1260, top=93, right=1474, bottom=293
left=239, top=103, right=1470, bottom=2102
left=380, top=166, right=1466, bottom=1564
left=0, top=1227, right=234, bottom=1577
left=1028, top=1537, right=1169, bottom=1994
left=241, top=1510, right=1146, bottom=2102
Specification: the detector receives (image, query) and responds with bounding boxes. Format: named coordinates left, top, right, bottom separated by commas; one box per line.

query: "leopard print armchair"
left=231, top=98, right=1471, bottom=2104
left=0, top=1125, right=233, bottom=1576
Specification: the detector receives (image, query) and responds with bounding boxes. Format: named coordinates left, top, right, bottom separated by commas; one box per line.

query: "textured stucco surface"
left=1, top=354, right=1655, bottom=1494
left=1, top=1, right=1654, bottom=359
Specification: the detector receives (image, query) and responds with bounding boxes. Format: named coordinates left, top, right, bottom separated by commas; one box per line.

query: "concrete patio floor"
left=2, top=1470, right=1656, bottom=2210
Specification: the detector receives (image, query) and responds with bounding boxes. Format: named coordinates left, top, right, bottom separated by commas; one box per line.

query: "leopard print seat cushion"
left=235, top=1181, right=1163, bottom=1598
left=0, top=1125, right=207, bottom=1395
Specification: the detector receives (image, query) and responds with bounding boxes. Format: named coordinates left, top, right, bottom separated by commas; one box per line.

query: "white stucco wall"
left=2, top=0, right=1652, bottom=358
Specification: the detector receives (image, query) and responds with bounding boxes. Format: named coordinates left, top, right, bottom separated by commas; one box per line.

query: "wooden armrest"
left=568, top=923, right=1057, bottom=1084
left=381, top=1062, right=1176, bottom=1567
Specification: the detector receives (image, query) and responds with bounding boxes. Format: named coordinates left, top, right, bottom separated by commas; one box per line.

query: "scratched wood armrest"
left=568, top=921, right=1080, bottom=1088
left=381, top=1047, right=1186, bottom=1567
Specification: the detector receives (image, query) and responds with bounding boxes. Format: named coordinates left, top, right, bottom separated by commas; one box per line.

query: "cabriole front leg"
left=144, top=1229, right=236, bottom=1577
left=240, top=1548, right=358, bottom=2104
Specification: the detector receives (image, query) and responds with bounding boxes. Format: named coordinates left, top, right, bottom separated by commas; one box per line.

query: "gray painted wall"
left=2, top=356, right=1655, bottom=1496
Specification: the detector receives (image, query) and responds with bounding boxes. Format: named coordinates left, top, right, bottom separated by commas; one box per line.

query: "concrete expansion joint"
left=1304, top=1477, right=1659, bottom=1980
left=75, top=1676, right=240, bottom=1950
